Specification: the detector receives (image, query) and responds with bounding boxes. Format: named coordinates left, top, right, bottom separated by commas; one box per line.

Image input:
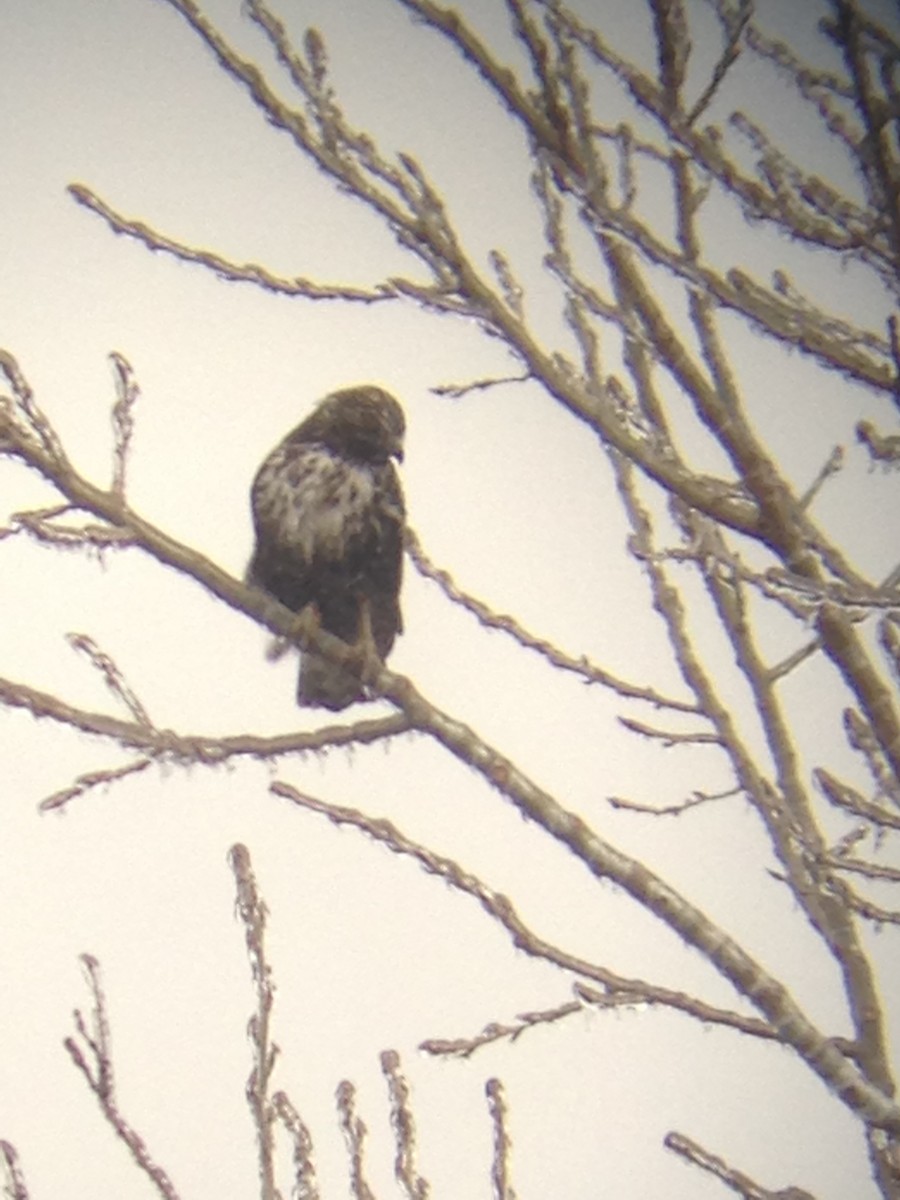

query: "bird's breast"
left=254, top=444, right=377, bottom=561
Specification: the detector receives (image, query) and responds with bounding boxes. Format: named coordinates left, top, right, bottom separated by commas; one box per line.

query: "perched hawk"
left=247, top=386, right=406, bottom=710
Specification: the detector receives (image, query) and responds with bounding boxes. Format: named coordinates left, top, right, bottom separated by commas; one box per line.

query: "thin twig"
left=665, top=1130, right=817, bottom=1199
left=68, top=185, right=398, bottom=304
left=270, top=781, right=786, bottom=1049
left=337, top=1082, right=376, bottom=1200
left=0, top=1142, right=30, bottom=1200
left=229, top=844, right=280, bottom=1200
left=109, top=352, right=139, bottom=500
left=273, top=1093, right=319, bottom=1200
left=406, top=527, right=700, bottom=713
left=486, top=1079, right=517, bottom=1200
left=381, top=1051, right=429, bottom=1199
left=64, top=955, right=183, bottom=1200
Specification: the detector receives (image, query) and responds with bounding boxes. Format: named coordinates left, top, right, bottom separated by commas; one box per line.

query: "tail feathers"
left=297, top=652, right=364, bottom=711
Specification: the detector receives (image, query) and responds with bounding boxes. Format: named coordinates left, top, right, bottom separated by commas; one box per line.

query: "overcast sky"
left=1, top=2, right=898, bottom=1198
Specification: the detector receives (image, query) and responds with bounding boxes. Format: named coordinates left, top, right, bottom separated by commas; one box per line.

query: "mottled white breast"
left=255, top=443, right=376, bottom=561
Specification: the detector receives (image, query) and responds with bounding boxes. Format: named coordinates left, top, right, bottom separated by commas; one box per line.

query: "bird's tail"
left=297, top=652, right=364, bottom=711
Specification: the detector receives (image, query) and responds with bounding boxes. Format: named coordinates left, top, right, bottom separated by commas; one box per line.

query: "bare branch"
left=40, top=758, right=154, bottom=813
left=336, top=1082, right=377, bottom=1200
left=63, top=956, right=183, bottom=1200
left=228, top=844, right=280, bottom=1200
left=429, top=372, right=531, bottom=398
left=817, top=768, right=900, bottom=831
left=406, top=527, right=701, bottom=713
left=66, top=633, right=153, bottom=727
left=381, top=1051, right=429, bottom=1200
left=0, top=1142, right=30, bottom=1200
left=273, top=1092, right=320, bottom=1200
left=270, top=782, right=800, bottom=1051
left=799, top=445, right=845, bottom=511
left=687, top=0, right=752, bottom=124
left=109, top=352, right=139, bottom=500
left=665, top=1130, right=817, bottom=1199
left=0, top=671, right=410, bottom=810
left=617, top=715, right=722, bottom=746
left=68, top=184, right=397, bottom=303
left=425, top=997, right=585, bottom=1058
left=609, top=784, right=742, bottom=815
left=0, top=350, right=69, bottom=465
left=827, top=854, right=900, bottom=885
left=857, top=419, right=900, bottom=469
left=485, top=1079, right=517, bottom=1200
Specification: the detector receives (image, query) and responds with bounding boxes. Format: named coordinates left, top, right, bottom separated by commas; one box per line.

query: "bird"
left=247, top=386, right=406, bottom=710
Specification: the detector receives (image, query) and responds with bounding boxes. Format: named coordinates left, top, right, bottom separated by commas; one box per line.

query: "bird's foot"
left=348, top=600, right=384, bottom=692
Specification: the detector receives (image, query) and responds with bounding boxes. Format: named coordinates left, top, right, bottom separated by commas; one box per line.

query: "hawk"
left=247, top=386, right=406, bottom=710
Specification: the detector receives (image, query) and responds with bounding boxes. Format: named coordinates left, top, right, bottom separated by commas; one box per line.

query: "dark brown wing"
left=355, top=459, right=404, bottom=657
left=247, top=438, right=404, bottom=708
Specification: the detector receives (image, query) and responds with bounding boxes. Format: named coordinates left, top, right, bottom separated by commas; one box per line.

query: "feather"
left=247, top=387, right=406, bottom=709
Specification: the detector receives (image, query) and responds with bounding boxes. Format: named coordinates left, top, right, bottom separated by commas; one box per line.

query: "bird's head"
left=303, top=386, right=405, bottom=464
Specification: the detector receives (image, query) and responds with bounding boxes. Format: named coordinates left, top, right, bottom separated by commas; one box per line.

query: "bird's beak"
left=393, top=441, right=405, bottom=463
